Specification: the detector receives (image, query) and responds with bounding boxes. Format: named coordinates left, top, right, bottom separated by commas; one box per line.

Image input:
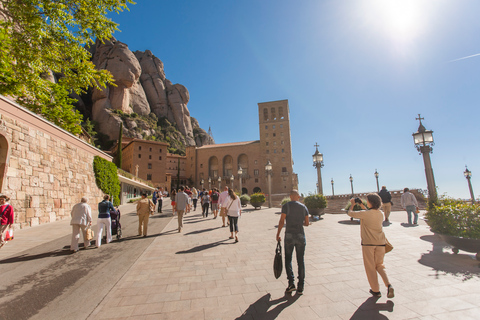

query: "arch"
left=253, top=187, right=261, bottom=193
left=208, top=156, right=219, bottom=178
left=223, top=155, right=233, bottom=177
left=263, top=108, right=268, bottom=121
left=237, top=154, right=248, bottom=176
left=241, top=187, right=248, bottom=195
left=271, top=107, right=276, bottom=120
left=0, top=133, right=9, bottom=193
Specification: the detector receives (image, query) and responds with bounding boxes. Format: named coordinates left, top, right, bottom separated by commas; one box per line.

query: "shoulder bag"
left=385, top=238, right=393, bottom=253
left=273, top=240, right=283, bottom=279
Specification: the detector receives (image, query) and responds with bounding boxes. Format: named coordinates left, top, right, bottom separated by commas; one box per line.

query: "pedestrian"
left=400, top=188, right=419, bottom=225
left=97, top=195, right=114, bottom=248
left=201, top=190, right=210, bottom=217
left=378, top=186, right=392, bottom=222
left=211, top=188, right=220, bottom=218
left=0, top=195, right=14, bottom=249
left=157, top=187, right=164, bottom=213
left=152, top=188, right=158, bottom=213
left=136, top=192, right=155, bottom=237
left=224, top=188, right=242, bottom=242
left=70, top=197, right=93, bottom=253
left=191, top=187, right=198, bottom=211
left=170, top=189, right=177, bottom=215
left=185, top=187, right=192, bottom=214
left=276, top=190, right=309, bottom=295
left=175, top=186, right=190, bottom=232
left=218, top=186, right=229, bottom=227
left=348, top=193, right=394, bottom=298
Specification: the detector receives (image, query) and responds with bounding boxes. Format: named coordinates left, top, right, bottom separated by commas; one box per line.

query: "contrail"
left=450, top=53, right=480, bottom=62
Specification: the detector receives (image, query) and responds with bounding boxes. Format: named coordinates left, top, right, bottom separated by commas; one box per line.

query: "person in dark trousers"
left=201, top=191, right=210, bottom=218
left=378, top=186, right=392, bottom=222
left=157, top=187, right=164, bottom=213
left=276, top=190, right=309, bottom=295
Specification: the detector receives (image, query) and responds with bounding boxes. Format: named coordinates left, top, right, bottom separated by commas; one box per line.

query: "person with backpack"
left=211, top=188, right=220, bottom=218
left=0, top=195, right=15, bottom=249
left=201, top=190, right=210, bottom=218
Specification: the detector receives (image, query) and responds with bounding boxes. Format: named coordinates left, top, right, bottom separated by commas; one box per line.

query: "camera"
left=354, top=197, right=362, bottom=204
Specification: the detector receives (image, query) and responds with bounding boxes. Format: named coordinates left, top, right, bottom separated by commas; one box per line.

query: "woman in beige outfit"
left=348, top=193, right=394, bottom=298
left=136, top=193, right=154, bottom=237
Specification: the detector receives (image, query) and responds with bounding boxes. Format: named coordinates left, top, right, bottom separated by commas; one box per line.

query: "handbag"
left=273, top=240, right=283, bottom=279
left=5, top=227, right=13, bottom=241
left=86, top=226, right=94, bottom=241
left=385, top=238, right=393, bottom=253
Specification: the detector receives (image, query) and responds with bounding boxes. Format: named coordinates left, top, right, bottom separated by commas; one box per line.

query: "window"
left=282, top=167, right=287, bottom=172
left=273, top=141, right=277, bottom=146
left=148, top=163, right=152, bottom=169
left=282, top=149, right=284, bottom=153
left=282, top=157, right=285, bottom=162
left=254, top=160, right=258, bottom=164
left=281, top=140, right=284, bottom=145
left=273, top=125, right=275, bottom=129
left=273, top=133, right=276, bottom=137
left=200, top=164, right=203, bottom=168
left=266, top=150, right=269, bottom=154
left=159, top=148, right=162, bottom=153
left=147, top=174, right=152, bottom=180
left=138, top=154, right=141, bottom=158
left=274, top=149, right=277, bottom=153
left=139, top=146, right=142, bottom=151
left=254, top=169, right=259, bottom=176
left=149, top=147, right=152, bottom=152
left=280, top=124, right=283, bottom=128
left=149, top=155, right=152, bottom=159
left=265, top=125, right=268, bottom=129
left=159, top=156, right=162, bottom=160
left=255, top=178, right=259, bottom=183
left=266, top=142, right=269, bottom=146
left=263, top=108, right=268, bottom=121
left=279, top=107, right=284, bottom=119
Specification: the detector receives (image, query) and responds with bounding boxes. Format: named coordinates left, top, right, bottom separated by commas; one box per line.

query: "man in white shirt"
left=218, top=186, right=229, bottom=227
left=400, top=188, right=419, bottom=225
left=175, top=186, right=190, bottom=232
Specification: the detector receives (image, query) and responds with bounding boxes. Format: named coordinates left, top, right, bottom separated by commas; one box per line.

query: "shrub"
left=93, top=156, right=121, bottom=206
left=344, top=199, right=367, bottom=211
left=281, top=197, right=291, bottom=206
left=426, top=198, right=480, bottom=239
left=240, top=194, right=250, bottom=206
left=250, top=193, right=266, bottom=203
left=304, top=193, right=327, bottom=210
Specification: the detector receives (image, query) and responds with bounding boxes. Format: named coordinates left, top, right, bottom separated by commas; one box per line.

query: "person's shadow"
left=350, top=296, right=394, bottom=319
left=235, top=293, right=300, bottom=319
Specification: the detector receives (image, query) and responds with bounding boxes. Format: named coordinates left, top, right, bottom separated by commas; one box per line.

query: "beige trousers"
left=177, top=210, right=185, bottom=231
left=362, top=245, right=390, bottom=292
left=382, top=202, right=392, bottom=221
left=138, top=213, right=150, bottom=236
left=0, top=224, right=8, bottom=246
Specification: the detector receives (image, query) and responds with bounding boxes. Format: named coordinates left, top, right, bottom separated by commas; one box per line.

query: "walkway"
left=84, top=207, right=480, bottom=319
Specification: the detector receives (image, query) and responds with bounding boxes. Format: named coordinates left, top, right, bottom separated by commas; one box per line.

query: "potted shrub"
left=304, top=194, right=327, bottom=216
left=239, top=194, right=250, bottom=207
left=426, top=197, right=480, bottom=260
left=250, top=193, right=266, bottom=209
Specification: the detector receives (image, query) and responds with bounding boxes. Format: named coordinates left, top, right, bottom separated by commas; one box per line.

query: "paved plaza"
left=3, top=205, right=480, bottom=319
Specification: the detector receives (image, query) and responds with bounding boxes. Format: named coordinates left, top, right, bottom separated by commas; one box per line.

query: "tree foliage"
left=93, top=156, right=120, bottom=206
left=0, top=0, right=134, bottom=134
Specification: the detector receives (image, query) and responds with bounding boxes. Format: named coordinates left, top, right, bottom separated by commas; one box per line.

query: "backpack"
left=211, top=192, right=219, bottom=201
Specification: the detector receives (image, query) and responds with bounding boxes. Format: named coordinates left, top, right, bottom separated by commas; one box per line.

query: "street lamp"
left=412, top=114, right=437, bottom=203
left=374, top=169, right=379, bottom=192
left=238, top=167, right=243, bottom=194
left=265, top=160, right=273, bottom=208
left=208, top=177, right=211, bottom=190
left=312, top=143, right=324, bottom=195
left=230, top=174, right=234, bottom=190
left=349, top=174, right=354, bottom=196
left=464, top=166, right=475, bottom=204
left=218, top=176, right=221, bottom=190
left=331, top=178, right=334, bottom=196
left=200, top=179, right=204, bottom=190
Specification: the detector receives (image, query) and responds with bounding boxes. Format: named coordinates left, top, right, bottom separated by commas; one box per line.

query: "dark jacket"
left=98, top=200, right=115, bottom=219
left=378, top=189, right=392, bottom=204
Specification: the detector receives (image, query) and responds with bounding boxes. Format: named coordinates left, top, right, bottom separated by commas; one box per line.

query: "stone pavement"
left=85, top=206, right=480, bottom=320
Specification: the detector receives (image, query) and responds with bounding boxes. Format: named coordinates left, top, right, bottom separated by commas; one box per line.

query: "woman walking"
left=97, top=195, right=114, bottom=248
left=70, top=197, right=93, bottom=252
left=191, top=187, right=198, bottom=211
left=0, top=195, right=14, bottom=249
left=136, top=192, right=155, bottom=237
left=223, top=188, right=242, bottom=242
left=348, top=193, right=394, bottom=298
left=170, top=189, right=177, bottom=215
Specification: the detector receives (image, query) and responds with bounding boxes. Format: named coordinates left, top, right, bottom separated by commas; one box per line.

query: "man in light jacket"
left=175, top=186, right=190, bottom=232
left=70, top=197, right=93, bottom=253
left=400, top=188, right=419, bottom=225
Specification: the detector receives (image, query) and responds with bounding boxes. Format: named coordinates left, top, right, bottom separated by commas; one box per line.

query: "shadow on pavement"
left=400, top=223, right=418, bottom=228
left=185, top=227, right=221, bottom=235
left=235, top=293, right=300, bottom=320
left=350, top=296, right=394, bottom=319
left=176, top=239, right=229, bottom=254
left=338, top=220, right=360, bottom=225
left=418, top=234, right=480, bottom=281
left=0, top=249, right=72, bottom=264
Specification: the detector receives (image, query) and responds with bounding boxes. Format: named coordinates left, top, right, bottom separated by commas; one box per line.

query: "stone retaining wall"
left=0, top=95, right=112, bottom=229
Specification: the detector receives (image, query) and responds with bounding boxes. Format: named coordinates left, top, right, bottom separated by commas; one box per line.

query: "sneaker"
left=285, top=284, right=296, bottom=293
left=297, top=286, right=304, bottom=295
left=369, top=289, right=381, bottom=297
left=387, top=285, right=394, bottom=298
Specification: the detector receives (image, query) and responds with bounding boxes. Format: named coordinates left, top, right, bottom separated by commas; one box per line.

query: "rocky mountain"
left=78, top=37, right=214, bottom=152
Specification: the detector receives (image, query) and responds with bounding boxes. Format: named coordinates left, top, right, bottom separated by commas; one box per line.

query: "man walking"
left=218, top=186, right=229, bottom=227
left=276, top=190, right=309, bottom=295
left=175, top=186, right=189, bottom=232
left=401, top=188, right=419, bottom=225
left=378, top=186, right=392, bottom=222
left=157, top=188, right=164, bottom=213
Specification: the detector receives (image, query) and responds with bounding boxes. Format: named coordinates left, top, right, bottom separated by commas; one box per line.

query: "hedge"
left=93, top=156, right=121, bottom=206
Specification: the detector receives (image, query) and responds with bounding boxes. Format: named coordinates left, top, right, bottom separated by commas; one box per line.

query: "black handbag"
left=273, top=240, right=283, bottom=279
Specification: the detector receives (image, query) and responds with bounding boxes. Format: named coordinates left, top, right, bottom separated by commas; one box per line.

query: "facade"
left=185, top=99, right=298, bottom=203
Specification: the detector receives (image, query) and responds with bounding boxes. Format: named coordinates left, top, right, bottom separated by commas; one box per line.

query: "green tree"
left=114, top=122, right=123, bottom=168
left=0, top=0, right=134, bottom=134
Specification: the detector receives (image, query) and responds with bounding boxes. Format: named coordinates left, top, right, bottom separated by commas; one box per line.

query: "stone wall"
left=0, top=95, right=111, bottom=229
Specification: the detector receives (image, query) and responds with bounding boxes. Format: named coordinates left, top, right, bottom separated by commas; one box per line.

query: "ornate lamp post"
left=412, top=114, right=437, bottom=203
left=349, top=174, right=354, bottom=196
left=464, top=166, right=475, bottom=204
left=331, top=178, right=334, bottom=196
left=374, top=169, right=379, bottom=192
left=238, top=167, right=243, bottom=194
left=208, top=177, right=211, bottom=191
left=218, top=176, right=221, bottom=190
left=200, top=179, right=204, bottom=190
left=265, top=160, right=273, bottom=208
left=312, top=143, right=324, bottom=195
left=230, top=174, right=234, bottom=190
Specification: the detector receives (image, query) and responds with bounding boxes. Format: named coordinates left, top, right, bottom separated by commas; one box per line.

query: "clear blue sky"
left=108, top=0, right=480, bottom=199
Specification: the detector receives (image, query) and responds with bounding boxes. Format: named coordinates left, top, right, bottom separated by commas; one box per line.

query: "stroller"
left=110, top=207, right=122, bottom=240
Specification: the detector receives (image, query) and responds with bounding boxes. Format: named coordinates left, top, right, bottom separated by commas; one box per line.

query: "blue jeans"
left=406, top=205, right=417, bottom=224
left=284, top=233, right=306, bottom=287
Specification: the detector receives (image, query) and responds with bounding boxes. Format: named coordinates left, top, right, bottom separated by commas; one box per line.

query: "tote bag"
left=273, top=240, right=283, bottom=279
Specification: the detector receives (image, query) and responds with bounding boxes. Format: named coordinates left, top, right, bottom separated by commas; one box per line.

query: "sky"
left=107, top=0, right=480, bottom=199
